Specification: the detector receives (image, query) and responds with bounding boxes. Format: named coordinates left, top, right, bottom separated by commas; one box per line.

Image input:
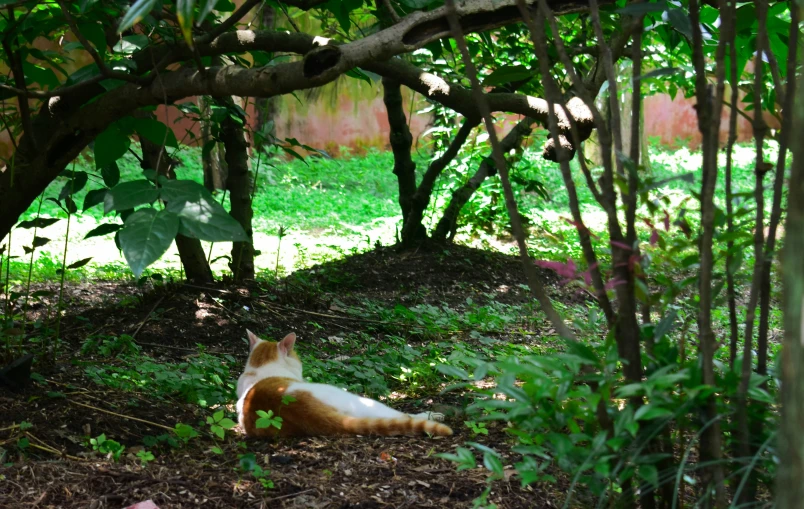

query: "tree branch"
left=56, top=0, right=140, bottom=83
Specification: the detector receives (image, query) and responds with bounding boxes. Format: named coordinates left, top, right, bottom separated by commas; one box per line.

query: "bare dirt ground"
left=1, top=244, right=584, bottom=508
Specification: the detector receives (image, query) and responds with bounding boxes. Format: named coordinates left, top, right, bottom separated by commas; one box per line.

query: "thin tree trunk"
left=689, top=0, right=729, bottom=502
left=382, top=78, right=417, bottom=228
left=725, top=35, right=740, bottom=369
left=253, top=6, right=278, bottom=155
left=432, top=118, right=535, bottom=241
left=139, top=129, right=213, bottom=283
left=757, top=0, right=798, bottom=382
left=777, top=25, right=804, bottom=508
left=401, top=118, right=478, bottom=246
left=735, top=1, right=770, bottom=503
left=199, top=96, right=228, bottom=192
left=221, top=99, right=255, bottom=281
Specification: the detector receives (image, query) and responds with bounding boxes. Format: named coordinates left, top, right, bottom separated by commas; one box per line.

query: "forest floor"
left=0, top=244, right=589, bottom=509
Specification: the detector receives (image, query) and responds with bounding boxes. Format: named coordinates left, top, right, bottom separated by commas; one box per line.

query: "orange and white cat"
left=236, top=330, right=452, bottom=437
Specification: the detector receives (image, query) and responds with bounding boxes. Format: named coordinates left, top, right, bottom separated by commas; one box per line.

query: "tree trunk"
left=199, top=95, right=228, bottom=192
left=400, top=119, right=478, bottom=246
left=139, top=130, right=214, bottom=283
left=253, top=6, right=278, bottom=155
left=432, top=118, right=535, bottom=242
left=778, top=28, right=803, bottom=507
left=382, top=78, right=418, bottom=230
left=220, top=98, right=255, bottom=281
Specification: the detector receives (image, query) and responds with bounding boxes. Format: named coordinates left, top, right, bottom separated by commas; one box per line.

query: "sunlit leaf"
left=104, top=180, right=159, bottom=213
left=119, top=208, right=179, bottom=278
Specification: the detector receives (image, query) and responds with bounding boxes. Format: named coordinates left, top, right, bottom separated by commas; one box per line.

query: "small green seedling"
left=255, top=410, right=283, bottom=430
left=207, top=410, right=237, bottom=439
left=90, top=433, right=125, bottom=461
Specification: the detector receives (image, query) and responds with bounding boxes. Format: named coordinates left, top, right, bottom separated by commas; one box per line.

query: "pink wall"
left=643, top=92, right=780, bottom=148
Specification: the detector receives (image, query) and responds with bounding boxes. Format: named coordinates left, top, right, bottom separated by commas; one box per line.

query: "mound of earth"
left=1, top=244, right=582, bottom=508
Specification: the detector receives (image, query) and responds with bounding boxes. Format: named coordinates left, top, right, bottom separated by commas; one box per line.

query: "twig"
left=68, top=400, right=174, bottom=431
left=266, top=488, right=316, bottom=502
left=0, top=423, right=20, bottom=432
left=25, top=432, right=85, bottom=461
left=131, top=294, right=167, bottom=338
left=278, top=2, right=301, bottom=32
left=380, top=0, right=401, bottom=23
left=55, top=0, right=139, bottom=84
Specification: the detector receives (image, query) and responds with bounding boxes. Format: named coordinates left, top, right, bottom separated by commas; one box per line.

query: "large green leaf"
left=119, top=208, right=179, bottom=278
left=133, top=117, right=179, bottom=148
left=94, top=126, right=131, bottom=168
left=104, top=180, right=159, bottom=213
left=161, top=180, right=248, bottom=242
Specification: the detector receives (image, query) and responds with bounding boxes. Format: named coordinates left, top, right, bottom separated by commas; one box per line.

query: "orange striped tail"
left=341, top=416, right=453, bottom=436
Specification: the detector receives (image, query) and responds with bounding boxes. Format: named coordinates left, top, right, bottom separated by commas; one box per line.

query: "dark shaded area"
left=0, top=244, right=588, bottom=508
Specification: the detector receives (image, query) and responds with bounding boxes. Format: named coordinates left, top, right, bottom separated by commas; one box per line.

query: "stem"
left=54, top=169, right=75, bottom=362
left=21, top=192, right=45, bottom=334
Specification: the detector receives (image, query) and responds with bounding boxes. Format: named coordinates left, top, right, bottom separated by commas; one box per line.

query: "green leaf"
left=119, top=208, right=179, bottom=278
left=483, top=452, right=504, bottom=479
left=67, top=257, right=93, bottom=269
left=102, top=162, right=121, bottom=188
left=219, top=418, right=237, bottom=429
left=616, top=0, right=667, bottom=15
left=653, top=309, right=677, bottom=341
left=133, top=117, right=179, bottom=148
left=118, top=0, right=159, bottom=33
left=436, top=364, right=470, bottom=380
left=161, top=180, right=247, bottom=242
left=176, top=0, right=196, bottom=47
left=16, top=217, right=60, bottom=229
left=84, top=223, right=123, bottom=239
left=665, top=8, right=692, bottom=40
left=60, top=171, right=88, bottom=198
left=344, top=68, right=373, bottom=84
left=83, top=189, right=109, bottom=211
left=104, top=180, right=159, bottom=213
left=636, top=67, right=681, bottom=82
left=113, top=35, right=150, bottom=54
left=198, top=0, right=218, bottom=24
left=483, top=65, right=535, bottom=86
left=94, top=127, right=131, bottom=168
left=634, top=404, right=673, bottom=421
left=638, top=464, right=659, bottom=488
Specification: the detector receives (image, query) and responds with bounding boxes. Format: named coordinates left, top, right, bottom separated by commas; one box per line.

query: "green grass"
left=3, top=140, right=775, bottom=283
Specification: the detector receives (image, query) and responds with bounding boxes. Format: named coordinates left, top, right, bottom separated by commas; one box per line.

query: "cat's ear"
left=278, top=332, right=296, bottom=357
left=246, top=330, right=261, bottom=352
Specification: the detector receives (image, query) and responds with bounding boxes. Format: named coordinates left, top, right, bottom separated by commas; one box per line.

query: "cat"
left=236, top=330, right=453, bottom=438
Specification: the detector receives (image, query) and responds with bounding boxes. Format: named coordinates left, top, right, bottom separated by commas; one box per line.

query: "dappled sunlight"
left=418, top=72, right=450, bottom=96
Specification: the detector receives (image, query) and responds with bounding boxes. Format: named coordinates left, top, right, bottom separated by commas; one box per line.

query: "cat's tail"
left=341, top=416, right=453, bottom=436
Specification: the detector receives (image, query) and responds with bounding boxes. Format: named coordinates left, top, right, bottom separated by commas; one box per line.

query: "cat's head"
left=236, top=330, right=303, bottom=398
